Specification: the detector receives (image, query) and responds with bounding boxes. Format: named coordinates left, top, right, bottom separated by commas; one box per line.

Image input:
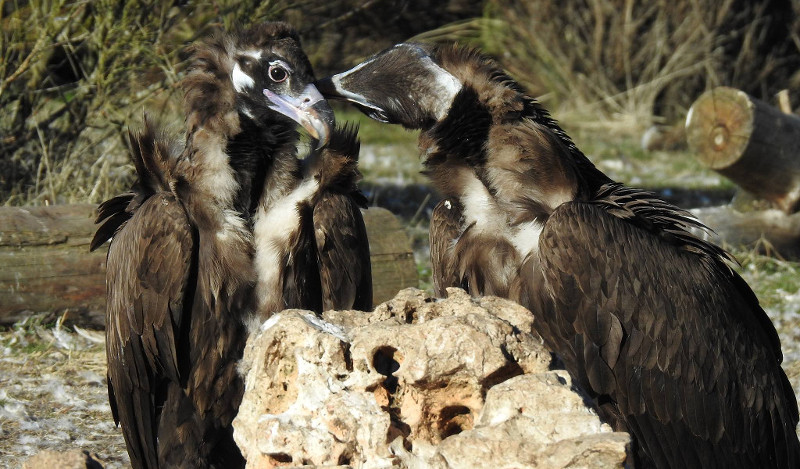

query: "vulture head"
left=316, top=43, right=462, bottom=129
left=184, top=22, right=335, bottom=148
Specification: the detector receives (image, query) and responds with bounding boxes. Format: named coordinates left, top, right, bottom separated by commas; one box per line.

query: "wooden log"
left=365, top=208, right=418, bottom=305
left=0, top=204, right=107, bottom=327
left=685, top=86, right=800, bottom=213
left=690, top=205, right=800, bottom=258
left=0, top=204, right=417, bottom=327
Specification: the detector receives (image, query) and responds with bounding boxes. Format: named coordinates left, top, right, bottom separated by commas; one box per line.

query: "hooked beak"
left=316, top=76, right=389, bottom=123
left=263, top=83, right=335, bottom=149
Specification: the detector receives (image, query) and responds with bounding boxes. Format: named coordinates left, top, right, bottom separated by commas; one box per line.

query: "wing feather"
left=537, top=200, right=800, bottom=468
left=313, top=192, right=372, bottom=311
left=311, top=123, right=373, bottom=312
left=430, top=198, right=464, bottom=296
left=105, top=192, right=194, bottom=468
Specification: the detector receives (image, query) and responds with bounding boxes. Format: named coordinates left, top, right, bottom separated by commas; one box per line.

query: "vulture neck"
left=178, top=105, right=302, bottom=232
left=419, top=54, right=610, bottom=239
left=227, top=119, right=301, bottom=219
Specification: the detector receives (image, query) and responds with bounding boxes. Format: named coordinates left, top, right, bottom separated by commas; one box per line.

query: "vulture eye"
left=268, top=64, right=288, bottom=83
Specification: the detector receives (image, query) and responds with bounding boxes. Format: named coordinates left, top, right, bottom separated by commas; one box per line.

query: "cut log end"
left=686, top=86, right=800, bottom=214
left=685, top=87, right=754, bottom=170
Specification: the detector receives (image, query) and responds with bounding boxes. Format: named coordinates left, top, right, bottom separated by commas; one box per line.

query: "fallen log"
left=684, top=87, right=800, bottom=257
left=690, top=204, right=800, bottom=259
left=685, top=86, right=800, bottom=213
left=0, top=204, right=416, bottom=327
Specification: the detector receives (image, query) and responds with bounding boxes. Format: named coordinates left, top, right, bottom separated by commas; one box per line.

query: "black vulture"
left=90, top=22, right=369, bottom=469
left=316, top=43, right=800, bottom=468
left=253, top=121, right=372, bottom=315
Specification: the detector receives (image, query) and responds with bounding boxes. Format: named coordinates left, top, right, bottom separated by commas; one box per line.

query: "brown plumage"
left=91, top=22, right=339, bottom=469
left=310, top=124, right=372, bottom=311
left=318, top=43, right=800, bottom=468
left=252, top=122, right=372, bottom=315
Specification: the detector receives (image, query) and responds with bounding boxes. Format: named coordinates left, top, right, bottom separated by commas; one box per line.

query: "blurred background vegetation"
left=2, top=0, right=799, bottom=207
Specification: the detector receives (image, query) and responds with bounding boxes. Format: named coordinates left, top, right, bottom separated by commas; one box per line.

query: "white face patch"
left=232, top=63, right=255, bottom=92
left=418, top=55, right=462, bottom=121
left=231, top=50, right=263, bottom=92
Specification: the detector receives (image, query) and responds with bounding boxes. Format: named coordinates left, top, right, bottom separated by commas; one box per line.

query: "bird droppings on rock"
left=233, top=288, right=631, bottom=468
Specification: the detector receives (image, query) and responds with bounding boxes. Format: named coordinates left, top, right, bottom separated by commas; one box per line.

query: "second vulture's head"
left=316, top=43, right=464, bottom=130
left=184, top=22, right=334, bottom=147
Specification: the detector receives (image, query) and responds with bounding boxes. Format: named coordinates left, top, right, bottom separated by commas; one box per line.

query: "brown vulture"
left=253, top=121, right=372, bottom=315
left=90, top=22, right=369, bottom=469
left=317, top=43, right=800, bottom=468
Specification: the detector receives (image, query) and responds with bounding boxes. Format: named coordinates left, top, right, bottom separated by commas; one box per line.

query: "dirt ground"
left=0, top=321, right=129, bottom=468
left=2, top=281, right=800, bottom=468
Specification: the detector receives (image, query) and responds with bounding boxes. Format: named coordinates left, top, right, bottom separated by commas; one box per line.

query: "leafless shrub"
left=0, top=0, right=292, bottom=206
left=419, top=1, right=799, bottom=129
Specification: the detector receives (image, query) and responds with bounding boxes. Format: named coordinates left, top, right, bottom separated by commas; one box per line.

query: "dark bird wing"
left=535, top=199, right=800, bottom=468
left=312, top=123, right=372, bottom=311
left=96, top=121, right=248, bottom=468
left=92, top=121, right=192, bottom=468
left=430, top=198, right=464, bottom=297
left=103, top=192, right=193, bottom=469
left=313, top=193, right=372, bottom=311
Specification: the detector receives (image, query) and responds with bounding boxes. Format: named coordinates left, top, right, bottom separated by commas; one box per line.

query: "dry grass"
left=0, top=0, right=293, bottom=207
left=0, top=0, right=482, bottom=207
left=415, top=0, right=800, bottom=131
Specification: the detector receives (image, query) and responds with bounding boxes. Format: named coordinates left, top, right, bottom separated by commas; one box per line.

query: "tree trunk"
left=685, top=86, right=800, bottom=213
left=0, top=204, right=416, bottom=327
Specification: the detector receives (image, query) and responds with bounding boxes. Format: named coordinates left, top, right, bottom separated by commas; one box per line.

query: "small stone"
left=23, top=449, right=105, bottom=469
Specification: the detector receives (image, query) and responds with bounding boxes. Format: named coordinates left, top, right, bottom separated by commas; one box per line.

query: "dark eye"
left=269, top=64, right=288, bottom=82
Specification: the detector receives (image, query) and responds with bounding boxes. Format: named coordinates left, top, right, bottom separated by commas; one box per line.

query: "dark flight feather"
left=430, top=198, right=464, bottom=296
left=311, top=123, right=372, bottom=311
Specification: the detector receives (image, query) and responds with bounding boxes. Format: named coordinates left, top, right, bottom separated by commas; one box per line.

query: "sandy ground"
left=2, top=259, right=800, bottom=468
left=0, top=323, right=129, bottom=468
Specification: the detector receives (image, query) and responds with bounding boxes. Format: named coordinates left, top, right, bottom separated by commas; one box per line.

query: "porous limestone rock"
left=233, top=288, right=630, bottom=468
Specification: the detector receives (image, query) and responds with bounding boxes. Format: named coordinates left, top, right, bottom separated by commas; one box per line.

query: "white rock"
left=233, top=288, right=630, bottom=468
